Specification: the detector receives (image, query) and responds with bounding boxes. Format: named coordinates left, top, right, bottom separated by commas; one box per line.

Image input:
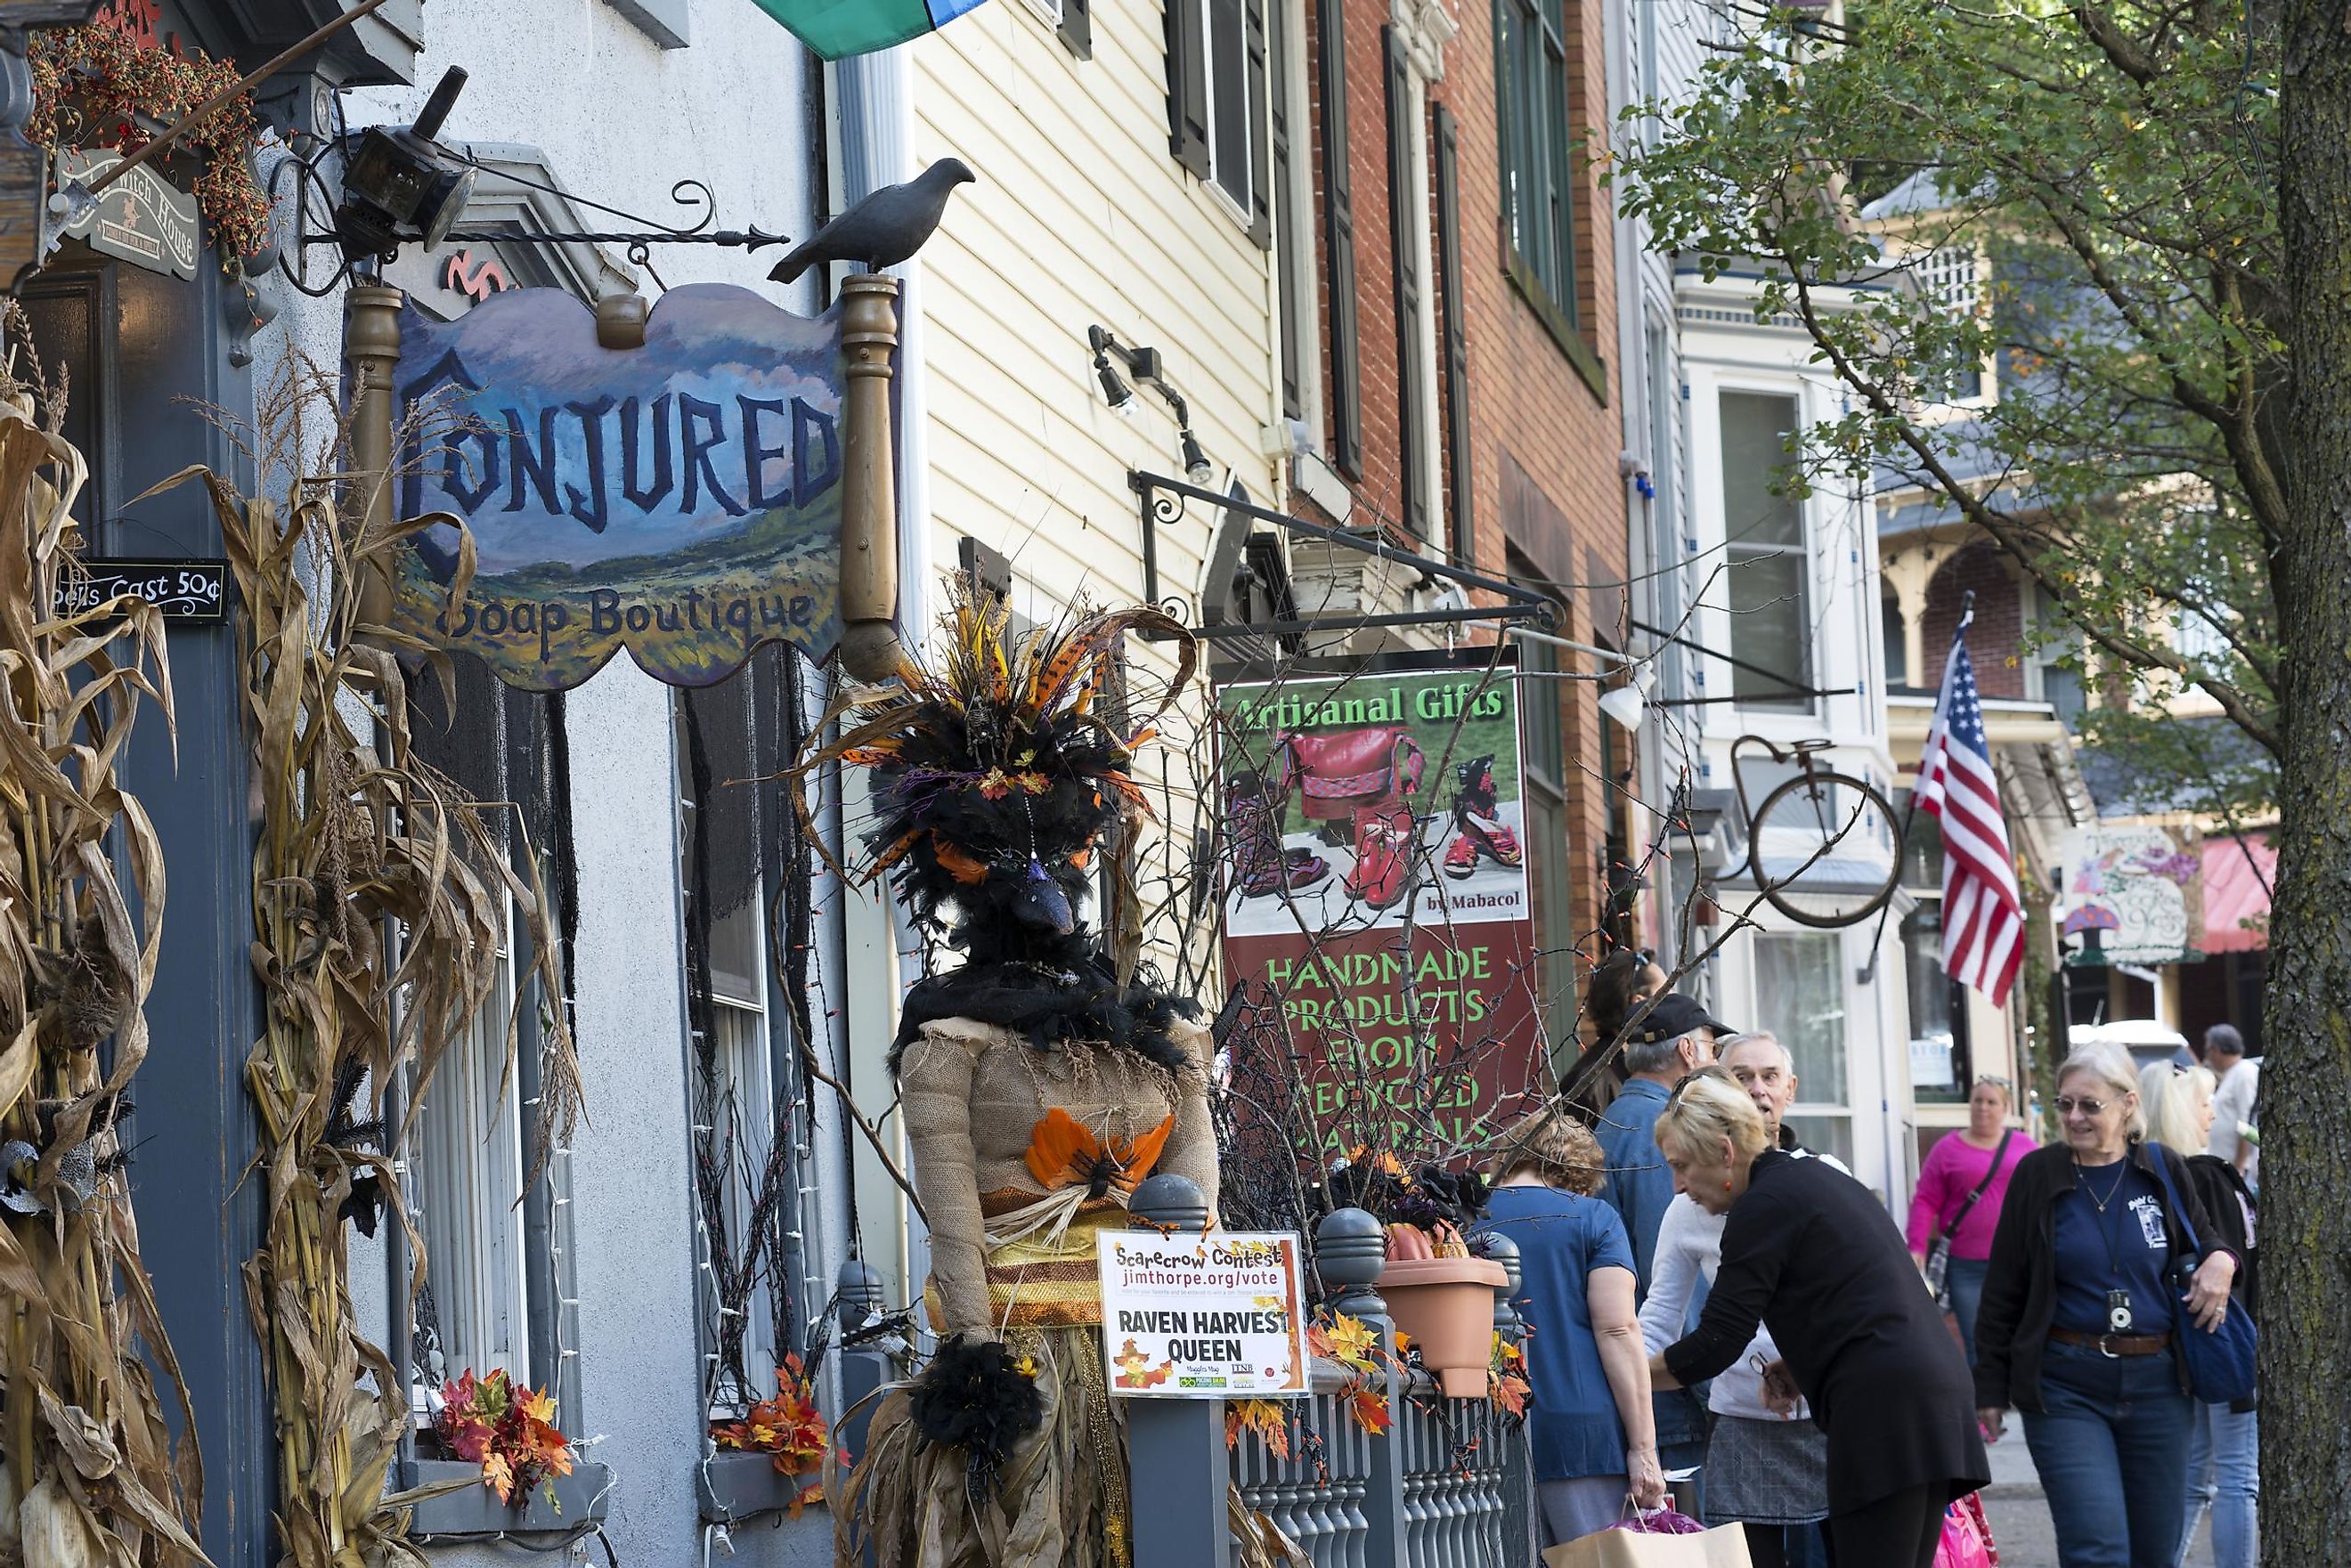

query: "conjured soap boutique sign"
left=391, top=284, right=873, bottom=689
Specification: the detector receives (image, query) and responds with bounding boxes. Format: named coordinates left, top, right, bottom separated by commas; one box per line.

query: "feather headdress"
left=793, top=577, right=1202, bottom=1069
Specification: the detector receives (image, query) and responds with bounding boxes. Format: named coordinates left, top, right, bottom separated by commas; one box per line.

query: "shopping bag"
left=1933, top=1495, right=1996, bottom=1568
left=1542, top=1515, right=1754, bottom=1568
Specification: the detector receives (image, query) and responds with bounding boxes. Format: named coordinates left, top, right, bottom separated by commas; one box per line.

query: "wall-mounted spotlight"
left=1178, top=427, right=1212, bottom=487
left=334, top=66, right=478, bottom=260
left=1094, top=352, right=1135, bottom=410
left=1089, top=324, right=1216, bottom=485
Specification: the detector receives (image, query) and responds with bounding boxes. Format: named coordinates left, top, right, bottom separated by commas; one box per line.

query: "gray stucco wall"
left=262, top=3, right=852, bottom=1563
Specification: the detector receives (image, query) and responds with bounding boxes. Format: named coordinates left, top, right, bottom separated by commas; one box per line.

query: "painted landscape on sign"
left=391, top=283, right=856, bottom=689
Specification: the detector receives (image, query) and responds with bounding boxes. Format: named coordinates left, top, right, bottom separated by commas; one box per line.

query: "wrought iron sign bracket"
left=1127, top=469, right=1554, bottom=644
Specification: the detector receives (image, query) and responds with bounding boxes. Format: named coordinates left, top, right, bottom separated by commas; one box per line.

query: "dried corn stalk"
left=0, top=321, right=205, bottom=1565
left=148, top=357, right=582, bottom=1567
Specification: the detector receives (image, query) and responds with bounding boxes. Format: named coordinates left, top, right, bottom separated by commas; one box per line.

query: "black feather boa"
left=890, top=944, right=1202, bottom=1076
left=906, top=1334, right=1048, bottom=1502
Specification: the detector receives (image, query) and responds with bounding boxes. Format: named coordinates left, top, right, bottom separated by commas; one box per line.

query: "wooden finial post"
left=837, top=273, right=903, bottom=680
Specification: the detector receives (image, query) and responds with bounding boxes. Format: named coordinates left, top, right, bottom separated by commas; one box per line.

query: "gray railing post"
left=1128, top=1174, right=1232, bottom=1568
left=1315, top=1206, right=1405, bottom=1568
left=1483, top=1231, right=1525, bottom=1343
left=834, top=1258, right=894, bottom=1466
left=1475, top=1232, right=1539, bottom=1567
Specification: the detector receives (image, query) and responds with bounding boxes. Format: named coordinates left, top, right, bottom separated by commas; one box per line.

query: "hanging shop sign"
left=1214, top=649, right=1542, bottom=1157
left=2058, top=824, right=2203, bottom=965
left=390, top=282, right=875, bottom=689
left=54, top=557, right=228, bottom=622
left=55, top=149, right=199, bottom=280
left=1097, top=1230, right=1309, bottom=1398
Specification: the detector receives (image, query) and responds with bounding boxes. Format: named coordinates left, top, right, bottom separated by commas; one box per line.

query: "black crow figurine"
left=767, top=156, right=977, bottom=284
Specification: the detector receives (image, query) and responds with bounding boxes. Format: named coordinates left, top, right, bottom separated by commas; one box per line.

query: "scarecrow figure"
left=809, top=581, right=1216, bottom=1568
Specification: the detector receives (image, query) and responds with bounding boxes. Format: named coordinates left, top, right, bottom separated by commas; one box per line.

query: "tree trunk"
left=2268, top=7, right=2351, bottom=1563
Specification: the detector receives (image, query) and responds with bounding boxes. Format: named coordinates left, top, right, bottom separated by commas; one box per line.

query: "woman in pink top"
left=1907, top=1076, right=2035, bottom=1363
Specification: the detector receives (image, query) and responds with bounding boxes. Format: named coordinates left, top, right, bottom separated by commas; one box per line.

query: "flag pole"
left=1858, top=589, right=1976, bottom=985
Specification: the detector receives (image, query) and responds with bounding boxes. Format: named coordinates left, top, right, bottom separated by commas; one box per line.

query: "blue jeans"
left=1946, top=1256, right=1989, bottom=1364
left=2022, top=1340, right=2192, bottom=1568
left=2180, top=1401, right=2258, bottom=1568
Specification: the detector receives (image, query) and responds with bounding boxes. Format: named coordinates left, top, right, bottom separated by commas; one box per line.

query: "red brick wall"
left=1304, top=0, right=1411, bottom=523
left=1924, top=546, right=2027, bottom=698
left=1447, top=0, right=1627, bottom=950
left=1294, top=0, right=1629, bottom=946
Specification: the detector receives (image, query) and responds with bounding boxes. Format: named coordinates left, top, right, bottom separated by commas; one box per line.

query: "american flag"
left=1915, top=630, right=2024, bottom=1005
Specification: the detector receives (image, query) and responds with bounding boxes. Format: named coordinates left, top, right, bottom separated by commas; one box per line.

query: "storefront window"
left=1753, top=931, right=1851, bottom=1163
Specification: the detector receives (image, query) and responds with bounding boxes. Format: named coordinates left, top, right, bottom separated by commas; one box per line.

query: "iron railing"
left=1229, top=1358, right=1535, bottom=1568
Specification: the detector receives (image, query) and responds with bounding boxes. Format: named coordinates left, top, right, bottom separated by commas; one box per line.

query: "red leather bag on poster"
left=1267, top=727, right=1425, bottom=821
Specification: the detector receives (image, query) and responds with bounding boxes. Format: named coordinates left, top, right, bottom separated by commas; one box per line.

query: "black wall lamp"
left=1089, top=324, right=1214, bottom=487
left=335, top=66, right=476, bottom=259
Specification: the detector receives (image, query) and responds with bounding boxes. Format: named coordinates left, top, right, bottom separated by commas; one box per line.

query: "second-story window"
left=1495, top=0, right=1577, bottom=328
left=1167, top=0, right=1270, bottom=236
left=1720, top=390, right=1814, bottom=708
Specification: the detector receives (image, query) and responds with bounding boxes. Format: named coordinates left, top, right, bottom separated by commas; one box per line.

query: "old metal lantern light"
left=335, top=67, right=477, bottom=258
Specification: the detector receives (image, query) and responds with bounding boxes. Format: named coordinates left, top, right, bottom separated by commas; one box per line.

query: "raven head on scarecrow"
left=794, top=579, right=1202, bottom=1070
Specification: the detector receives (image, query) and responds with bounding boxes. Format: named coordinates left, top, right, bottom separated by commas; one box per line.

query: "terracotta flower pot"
left=1378, top=1255, right=1508, bottom=1397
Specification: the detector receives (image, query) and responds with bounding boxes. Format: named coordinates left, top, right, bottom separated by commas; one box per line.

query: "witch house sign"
left=391, top=280, right=896, bottom=689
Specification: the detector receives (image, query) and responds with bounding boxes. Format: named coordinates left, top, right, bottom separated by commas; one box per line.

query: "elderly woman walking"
left=2140, top=1062, right=2260, bottom=1568
left=1648, top=1072, right=1988, bottom=1567
left=1973, top=1045, right=2240, bottom=1568
left=1479, top=1106, right=1668, bottom=1548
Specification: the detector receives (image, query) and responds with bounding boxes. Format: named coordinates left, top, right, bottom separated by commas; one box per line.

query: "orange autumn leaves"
left=436, top=1369, right=574, bottom=1508
left=712, top=1353, right=835, bottom=1515
left=1225, top=1317, right=1533, bottom=1462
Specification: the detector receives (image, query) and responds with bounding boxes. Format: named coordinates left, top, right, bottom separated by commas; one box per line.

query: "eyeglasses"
left=2054, top=1095, right=2111, bottom=1116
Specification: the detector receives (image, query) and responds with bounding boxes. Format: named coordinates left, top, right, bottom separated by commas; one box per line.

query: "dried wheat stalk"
left=146, top=356, right=582, bottom=1568
left=0, top=312, right=206, bottom=1566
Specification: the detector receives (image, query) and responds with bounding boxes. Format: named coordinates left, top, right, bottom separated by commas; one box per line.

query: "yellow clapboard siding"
left=905, top=0, right=1280, bottom=631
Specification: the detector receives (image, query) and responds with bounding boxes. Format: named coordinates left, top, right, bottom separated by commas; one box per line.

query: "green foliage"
left=1614, top=0, right=2282, bottom=812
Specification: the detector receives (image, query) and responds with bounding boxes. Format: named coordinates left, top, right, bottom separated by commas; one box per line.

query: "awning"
left=2201, top=834, right=2274, bottom=953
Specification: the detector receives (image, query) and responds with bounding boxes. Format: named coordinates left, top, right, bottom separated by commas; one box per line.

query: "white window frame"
left=675, top=681, right=824, bottom=1418
left=1201, top=0, right=1257, bottom=227
left=1911, top=239, right=1995, bottom=416
left=1748, top=929, right=1854, bottom=1167
left=412, top=895, right=532, bottom=1402
left=1714, top=385, right=1818, bottom=717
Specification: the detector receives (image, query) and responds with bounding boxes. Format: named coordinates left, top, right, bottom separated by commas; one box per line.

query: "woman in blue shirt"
left=1973, top=1046, right=2239, bottom=1568
left=1480, top=1107, right=1668, bottom=1547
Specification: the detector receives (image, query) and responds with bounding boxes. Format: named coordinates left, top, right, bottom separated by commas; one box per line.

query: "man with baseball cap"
left=1596, top=992, right=1737, bottom=1296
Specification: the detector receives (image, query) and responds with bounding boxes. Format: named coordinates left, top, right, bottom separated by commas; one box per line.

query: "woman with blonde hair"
left=1647, top=1071, right=1987, bottom=1567
left=1479, top=1103, right=1668, bottom=1548
left=2139, top=1061, right=2260, bottom=1568
left=1973, top=1045, right=2240, bottom=1568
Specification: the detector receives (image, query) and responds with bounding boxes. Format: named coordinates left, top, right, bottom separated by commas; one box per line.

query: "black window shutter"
left=1435, top=102, right=1475, bottom=559
left=1060, top=0, right=1091, bottom=58
left=1244, top=0, right=1273, bottom=248
left=1384, top=27, right=1428, bottom=539
left=1318, top=1, right=1362, bottom=478
left=1167, top=0, right=1211, bottom=177
left=1271, top=0, right=1304, bottom=417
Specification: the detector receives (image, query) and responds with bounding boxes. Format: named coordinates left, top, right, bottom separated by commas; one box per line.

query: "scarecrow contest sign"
left=1215, top=650, right=1542, bottom=1156
left=1098, top=1231, right=1310, bottom=1397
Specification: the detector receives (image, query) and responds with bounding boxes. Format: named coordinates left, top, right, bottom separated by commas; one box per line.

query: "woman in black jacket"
left=1648, top=1071, right=1989, bottom=1568
left=1973, top=1046, right=2238, bottom=1568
